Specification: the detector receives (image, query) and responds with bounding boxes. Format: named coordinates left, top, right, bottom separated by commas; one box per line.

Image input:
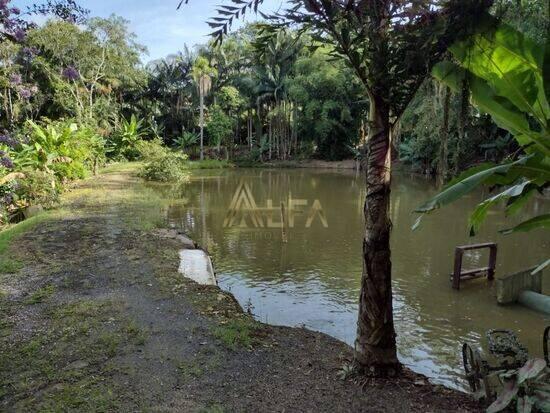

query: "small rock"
left=414, top=379, right=427, bottom=386
left=64, top=360, right=89, bottom=370
left=177, top=234, right=196, bottom=249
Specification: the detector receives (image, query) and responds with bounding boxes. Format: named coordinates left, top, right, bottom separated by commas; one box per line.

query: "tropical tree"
left=143, top=49, right=195, bottom=139
left=191, top=0, right=493, bottom=376
left=23, top=16, right=145, bottom=124
left=206, top=105, right=234, bottom=157
left=286, top=46, right=367, bottom=160
left=253, top=28, right=302, bottom=160
left=191, top=56, right=217, bottom=160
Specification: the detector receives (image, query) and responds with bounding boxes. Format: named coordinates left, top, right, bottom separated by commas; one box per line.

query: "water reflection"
left=156, top=168, right=550, bottom=390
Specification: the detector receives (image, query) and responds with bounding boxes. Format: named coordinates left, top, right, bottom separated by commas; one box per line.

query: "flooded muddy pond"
left=155, top=168, right=549, bottom=390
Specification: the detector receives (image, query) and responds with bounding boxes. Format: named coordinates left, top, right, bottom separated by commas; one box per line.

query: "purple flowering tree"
left=61, top=65, right=80, bottom=81
left=0, top=0, right=88, bottom=128
left=1, top=0, right=88, bottom=42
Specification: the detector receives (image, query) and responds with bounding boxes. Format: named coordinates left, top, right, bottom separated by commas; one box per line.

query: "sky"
left=15, top=0, right=287, bottom=63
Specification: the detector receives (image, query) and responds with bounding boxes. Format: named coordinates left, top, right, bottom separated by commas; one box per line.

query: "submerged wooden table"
left=452, top=242, right=497, bottom=290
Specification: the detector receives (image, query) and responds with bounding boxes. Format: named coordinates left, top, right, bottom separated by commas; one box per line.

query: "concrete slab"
left=178, top=249, right=217, bottom=286
left=496, top=267, right=542, bottom=304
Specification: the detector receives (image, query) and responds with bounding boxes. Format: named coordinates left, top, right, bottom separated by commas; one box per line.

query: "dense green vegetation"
left=400, top=0, right=549, bottom=178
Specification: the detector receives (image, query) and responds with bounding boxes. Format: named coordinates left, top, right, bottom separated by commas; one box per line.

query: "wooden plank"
left=457, top=242, right=496, bottom=251
left=460, top=267, right=490, bottom=277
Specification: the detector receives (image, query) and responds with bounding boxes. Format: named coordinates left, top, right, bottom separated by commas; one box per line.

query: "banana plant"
left=415, top=16, right=549, bottom=270
left=14, top=120, right=77, bottom=174
left=108, top=115, right=146, bottom=160
left=172, top=131, right=198, bottom=151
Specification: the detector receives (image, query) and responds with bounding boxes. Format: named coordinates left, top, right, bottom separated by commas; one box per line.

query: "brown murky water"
left=156, top=168, right=549, bottom=390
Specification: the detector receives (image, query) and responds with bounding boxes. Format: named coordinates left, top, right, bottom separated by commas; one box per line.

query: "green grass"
left=212, top=317, right=259, bottom=350
left=0, top=258, right=23, bottom=274
left=178, top=360, right=205, bottom=378
left=99, top=161, right=143, bottom=174
left=25, top=284, right=56, bottom=305
left=125, top=321, right=147, bottom=345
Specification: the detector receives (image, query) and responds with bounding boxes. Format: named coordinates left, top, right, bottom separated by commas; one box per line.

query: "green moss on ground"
left=212, top=316, right=264, bottom=350
left=24, top=284, right=56, bottom=305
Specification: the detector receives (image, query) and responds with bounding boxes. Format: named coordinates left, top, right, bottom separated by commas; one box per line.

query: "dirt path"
left=0, top=165, right=481, bottom=412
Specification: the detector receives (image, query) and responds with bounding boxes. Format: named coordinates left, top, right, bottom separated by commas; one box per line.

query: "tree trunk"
left=454, top=78, right=469, bottom=175
left=438, top=86, right=451, bottom=185
left=354, top=97, right=400, bottom=376
left=199, top=93, right=205, bottom=161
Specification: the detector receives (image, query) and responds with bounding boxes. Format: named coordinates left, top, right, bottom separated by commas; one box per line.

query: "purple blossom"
left=18, top=87, right=32, bottom=99
left=62, top=66, right=80, bottom=81
left=0, top=133, right=18, bottom=149
left=10, top=7, right=19, bottom=15
left=13, top=28, right=26, bottom=42
left=3, top=19, right=13, bottom=30
left=9, top=73, right=21, bottom=85
left=21, top=46, right=38, bottom=61
left=0, top=156, right=14, bottom=169
left=1, top=194, right=14, bottom=206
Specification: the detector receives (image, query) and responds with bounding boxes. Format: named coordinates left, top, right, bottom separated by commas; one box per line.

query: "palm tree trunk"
left=438, top=86, right=451, bottom=185
left=454, top=78, right=469, bottom=175
left=199, top=93, right=204, bottom=161
left=354, top=96, right=400, bottom=376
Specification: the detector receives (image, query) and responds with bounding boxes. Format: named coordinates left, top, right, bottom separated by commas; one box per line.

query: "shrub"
left=14, top=170, right=59, bottom=207
left=135, top=138, right=169, bottom=161
left=139, top=153, right=189, bottom=182
left=0, top=170, right=59, bottom=223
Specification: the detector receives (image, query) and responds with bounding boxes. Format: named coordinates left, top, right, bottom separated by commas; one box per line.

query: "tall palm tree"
left=191, top=56, right=217, bottom=160
left=253, top=29, right=302, bottom=159
left=144, top=48, right=195, bottom=138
